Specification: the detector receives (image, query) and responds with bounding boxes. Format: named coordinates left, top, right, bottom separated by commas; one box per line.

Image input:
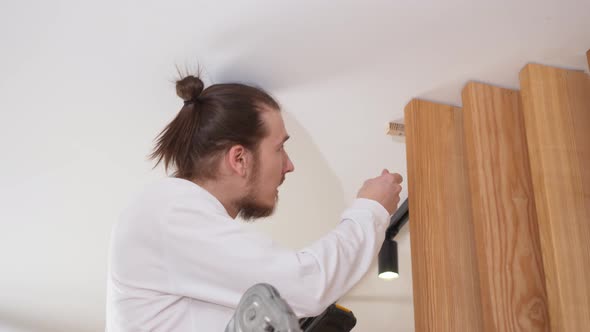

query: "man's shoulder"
left=116, top=177, right=234, bottom=236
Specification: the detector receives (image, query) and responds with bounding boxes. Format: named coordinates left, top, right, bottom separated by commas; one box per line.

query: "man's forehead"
left=261, top=110, right=288, bottom=140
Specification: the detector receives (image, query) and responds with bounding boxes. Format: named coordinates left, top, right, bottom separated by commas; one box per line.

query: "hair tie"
left=184, top=99, right=198, bottom=106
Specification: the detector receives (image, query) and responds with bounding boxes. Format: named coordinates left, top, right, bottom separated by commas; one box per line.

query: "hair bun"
left=176, top=75, right=204, bottom=102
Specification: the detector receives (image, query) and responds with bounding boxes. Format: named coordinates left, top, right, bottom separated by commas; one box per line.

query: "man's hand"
left=357, top=169, right=403, bottom=215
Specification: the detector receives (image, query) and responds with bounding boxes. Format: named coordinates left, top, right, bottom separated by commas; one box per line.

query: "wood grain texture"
left=462, top=82, right=549, bottom=332
left=405, top=99, right=484, bottom=332
left=520, top=64, right=590, bottom=331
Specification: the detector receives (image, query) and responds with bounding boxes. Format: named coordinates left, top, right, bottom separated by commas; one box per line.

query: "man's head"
left=150, top=75, right=294, bottom=220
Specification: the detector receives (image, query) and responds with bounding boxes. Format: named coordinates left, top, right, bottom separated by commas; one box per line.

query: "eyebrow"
left=279, top=135, right=290, bottom=145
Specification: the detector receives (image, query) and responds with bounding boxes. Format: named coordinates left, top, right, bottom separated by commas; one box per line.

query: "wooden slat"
left=405, top=99, right=484, bottom=332
left=462, top=82, right=549, bottom=331
left=520, top=64, right=590, bottom=331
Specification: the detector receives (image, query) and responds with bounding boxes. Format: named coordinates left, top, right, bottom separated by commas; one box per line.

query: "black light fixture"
left=378, top=238, right=399, bottom=280
left=378, top=199, right=408, bottom=280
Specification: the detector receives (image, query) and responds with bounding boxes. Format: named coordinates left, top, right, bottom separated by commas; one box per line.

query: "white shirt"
left=106, top=177, right=390, bottom=331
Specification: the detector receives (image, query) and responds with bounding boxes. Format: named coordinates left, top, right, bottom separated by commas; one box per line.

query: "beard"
left=235, top=157, right=278, bottom=222
left=237, top=193, right=277, bottom=222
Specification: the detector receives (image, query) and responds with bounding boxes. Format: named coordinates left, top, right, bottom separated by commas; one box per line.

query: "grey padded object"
left=226, top=283, right=302, bottom=332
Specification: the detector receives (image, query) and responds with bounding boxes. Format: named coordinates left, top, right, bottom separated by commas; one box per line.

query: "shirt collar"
left=169, top=177, right=233, bottom=219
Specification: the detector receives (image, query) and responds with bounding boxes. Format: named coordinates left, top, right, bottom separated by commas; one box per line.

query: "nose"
left=284, top=153, right=295, bottom=174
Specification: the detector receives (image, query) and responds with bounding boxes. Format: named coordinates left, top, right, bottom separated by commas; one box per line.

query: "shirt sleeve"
left=160, top=198, right=390, bottom=317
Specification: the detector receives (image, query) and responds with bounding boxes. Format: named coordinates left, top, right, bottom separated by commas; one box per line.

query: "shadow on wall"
left=243, top=111, right=348, bottom=249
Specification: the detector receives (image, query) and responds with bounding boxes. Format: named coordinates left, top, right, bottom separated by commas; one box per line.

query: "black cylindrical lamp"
left=378, top=238, right=399, bottom=280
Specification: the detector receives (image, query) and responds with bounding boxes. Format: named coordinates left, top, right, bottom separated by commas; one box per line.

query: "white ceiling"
left=1, top=0, right=588, bottom=331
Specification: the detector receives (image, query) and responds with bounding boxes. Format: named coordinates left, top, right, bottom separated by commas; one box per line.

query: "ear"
left=227, top=145, right=251, bottom=177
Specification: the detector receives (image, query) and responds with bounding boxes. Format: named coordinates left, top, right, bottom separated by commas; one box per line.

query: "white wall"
left=1, top=0, right=589, bottom=331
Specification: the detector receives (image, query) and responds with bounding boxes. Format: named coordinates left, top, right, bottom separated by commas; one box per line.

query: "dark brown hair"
left=149, top=75, right=280, bottom=180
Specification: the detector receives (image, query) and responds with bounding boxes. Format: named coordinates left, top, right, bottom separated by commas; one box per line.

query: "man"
left=106, top=75, right=403, bottom=331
